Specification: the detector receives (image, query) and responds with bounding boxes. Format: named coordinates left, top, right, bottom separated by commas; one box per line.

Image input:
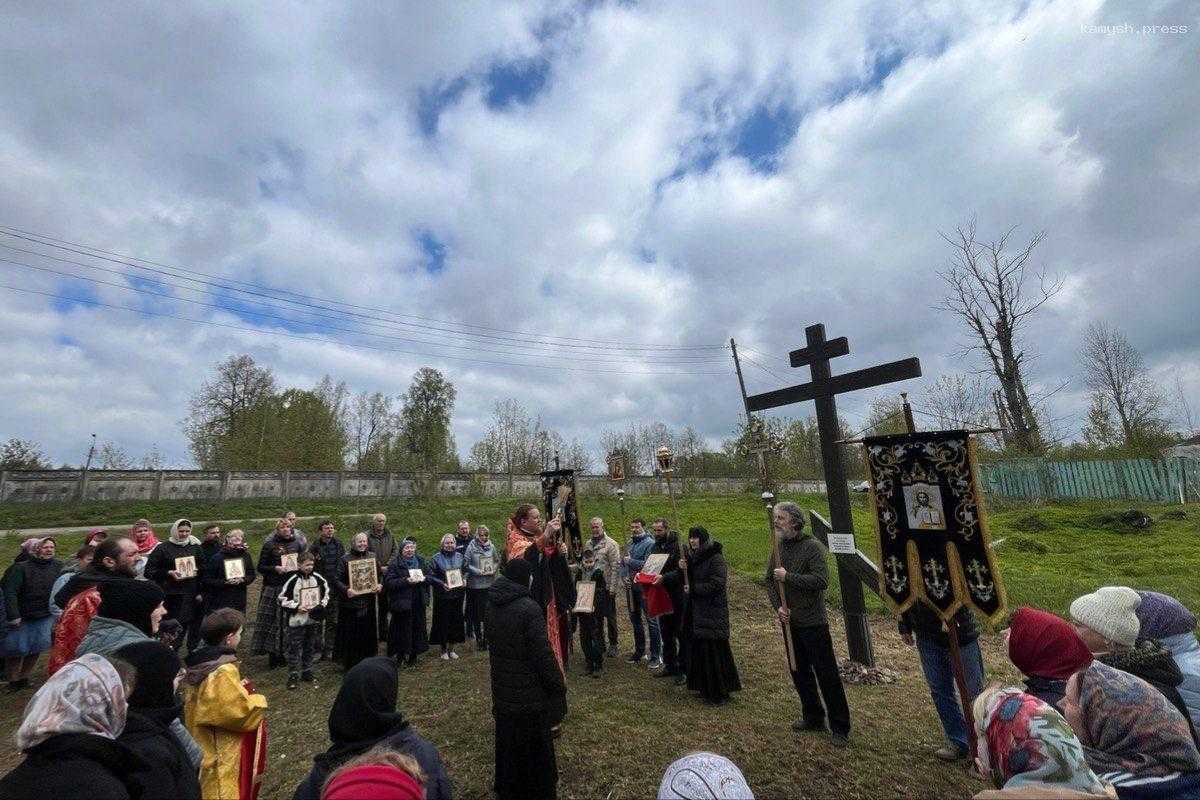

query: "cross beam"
left=740, top=323, right=921, bottom=666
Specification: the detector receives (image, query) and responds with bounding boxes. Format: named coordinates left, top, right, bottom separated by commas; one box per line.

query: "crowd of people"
left=0, top=499, right=1197, bottom=799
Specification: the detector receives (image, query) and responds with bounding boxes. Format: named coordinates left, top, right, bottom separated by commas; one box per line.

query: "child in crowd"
left=278, top=552, right=331, bottom=689
left=183, top=608, right=269, bottom=800
left=574, top=547, right=609, bottom=678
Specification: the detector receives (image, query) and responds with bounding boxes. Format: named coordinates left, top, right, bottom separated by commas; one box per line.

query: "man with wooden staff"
left=765, top=501, right=851, bottom=747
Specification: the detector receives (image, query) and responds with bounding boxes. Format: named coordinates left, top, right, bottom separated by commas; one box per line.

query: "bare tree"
left=348, top=391, right=393, bottom=469
left=139, top=446, right=165, bottom=470
left=1080, top=322, right=1169, bottom=448
left=97, top=441, right=133, bottom=469
left=937, top=218, right=1059, bottom=453
left=1172, top=373, right=1196, bottom=437
left=924, top=374, right=994, bottom=429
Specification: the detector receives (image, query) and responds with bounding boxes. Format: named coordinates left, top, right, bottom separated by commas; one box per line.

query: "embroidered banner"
left=863, top=430, right=1007, bottom=625
left=540, top=468, right=582, bottom=557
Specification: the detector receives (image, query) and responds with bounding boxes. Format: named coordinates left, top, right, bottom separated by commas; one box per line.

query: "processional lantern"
left=655, top=445, right=674, bottom=475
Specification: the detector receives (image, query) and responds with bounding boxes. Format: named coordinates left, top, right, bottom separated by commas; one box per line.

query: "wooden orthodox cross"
left=740, top=323, right=921, bottom=666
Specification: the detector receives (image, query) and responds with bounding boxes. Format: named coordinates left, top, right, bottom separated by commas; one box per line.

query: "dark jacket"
left=898, top=603, right=979, bottom=647
left=574, top=565, right=610, bottom=631
left=117, top=706, right=201, bottom=800
left=1022, top=675, right=1068, bottom=708
left=291, top=725, right=450, bottom=800
left=384, top=555, right=429, bottom=614
left=197, top=539, right=222, bottom=582
left=309, top=535, right=346, bottom=585
left=144, top=540, right=201, bottom=596
left=687, top=541, right=731, bottom=640
left=651, top=532, right=686, bottom=613
left=522, top=543, right=576, bottom=615
left=335, top=552, right=380, bottom=610
left=54, top=568, right=128, bottom=610
left=485, top=575, right=567, bottom=718
left=0, top=732, right=152, bottom=800
left=366, top=529, right=397, bottom=575
left=3, top=556, right=62, bottom=620
left=257, top=534, right=304, bottom=588
left=201, top=549, right=255, bottom=612
left=765, top=533, right=828, bottom=627
left=1100, top=642, right=1200, bottom=746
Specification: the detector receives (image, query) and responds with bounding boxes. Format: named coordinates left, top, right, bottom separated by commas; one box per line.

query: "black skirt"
left=335, top=598, right=379, bottom=670
left=687, top=638, right=742, bottom=703
left=387, top=603, right=429, bottom=660
left=429, top=592, right=465, bottom=646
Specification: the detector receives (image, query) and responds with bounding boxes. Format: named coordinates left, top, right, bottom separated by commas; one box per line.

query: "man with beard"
left=48, top=536, right=141, bottom=675
left=195, top=524, right=223, bottom=615
left=648, top=518, right=686, bottom=679
left=146, top=519, right=205, bottom=653
left=365, top=513, right=396, bottom=641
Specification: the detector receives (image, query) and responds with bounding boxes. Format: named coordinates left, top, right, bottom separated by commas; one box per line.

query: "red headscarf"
left=322, top=765, right=423, bottom=800
left=1008, top=606, right=1092, bottom=681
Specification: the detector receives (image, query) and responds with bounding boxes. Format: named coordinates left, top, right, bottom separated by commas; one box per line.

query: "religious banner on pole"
left=863, top=430, right=1007, bottom=625
left=540, top=468, right=582, bottom=558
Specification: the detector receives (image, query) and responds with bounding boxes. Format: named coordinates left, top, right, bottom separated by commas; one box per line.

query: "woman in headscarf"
left=114, top=641, right=201, bottom=800
left=1061, top=660, right=1200, bottom=799
left=290, top=656, right=451, bottom=800
left=384, top=538, right=429, bottom=666
left=252, top=518, right=305, bottom=668
left=0, top=652, right=151, bottom=800
left=3, top=537, right=62, bottom=691
left=970, top=685, right=1113, bottom=799
left=203, top=529, right=256, bottom=613
left=130, top=519, right=160, bottom=578
left=1006, top=607, right=1094, bottom=707
left=428, top=534, right=466, bottom=661
left=684, top=526, right=741, bottom=705
left=334, top=532, right=382, bottom=671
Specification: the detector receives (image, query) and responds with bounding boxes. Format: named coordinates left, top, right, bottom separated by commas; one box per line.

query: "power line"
left=0, top=225, right=728, bottom=352
left=0, top=255, right=726, bottom=366
left=0, top=283, right=732, bottom=377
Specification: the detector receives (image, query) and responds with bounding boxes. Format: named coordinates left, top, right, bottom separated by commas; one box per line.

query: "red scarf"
left=133, top=530, right=160, bottom=555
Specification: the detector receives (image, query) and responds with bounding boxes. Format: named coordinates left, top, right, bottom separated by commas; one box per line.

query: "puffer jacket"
left=1161, top=632, right=1200, bottom=730
left=484, top=575, right=566, bottom=718
left=1100, top=640, right=1200, bottom=746
left=182, top=647, right=268, bottom=800
left=118, top=705, right=202, bottom=800
left=686, top=540, right=730, bottom=640
left=3, top=556, right=63, bottom=620
left=77, top=615, right=152, bottom=657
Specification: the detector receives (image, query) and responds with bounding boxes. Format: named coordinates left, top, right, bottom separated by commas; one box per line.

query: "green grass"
left=0, top=493, right=1195, bottom=798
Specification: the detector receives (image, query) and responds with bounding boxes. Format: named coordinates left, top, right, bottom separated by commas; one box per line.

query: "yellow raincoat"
left=183, top=661, right=268, bottom=800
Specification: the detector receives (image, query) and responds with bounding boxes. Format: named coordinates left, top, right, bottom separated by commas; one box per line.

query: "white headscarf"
left=658, top=752, right=755, bottom=799
left=15, top=653, right=128, bottom=751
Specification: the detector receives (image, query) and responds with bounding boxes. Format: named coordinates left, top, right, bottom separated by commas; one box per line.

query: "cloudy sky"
left=1, top=0, right=1196, bottom=468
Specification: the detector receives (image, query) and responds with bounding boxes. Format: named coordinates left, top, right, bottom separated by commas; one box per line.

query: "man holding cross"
left=766, top=502, right=850, bottom=747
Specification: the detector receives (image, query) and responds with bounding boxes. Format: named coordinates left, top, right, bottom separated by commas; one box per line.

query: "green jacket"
left=765, top=533, right=829, bottom=627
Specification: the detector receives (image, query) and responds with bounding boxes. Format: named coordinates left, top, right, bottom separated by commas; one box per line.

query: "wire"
left=0, top=255, right=726, bottom=366
left=0, top=225, right=727, bottom=352
left=0, top=283, right=732, bottom=376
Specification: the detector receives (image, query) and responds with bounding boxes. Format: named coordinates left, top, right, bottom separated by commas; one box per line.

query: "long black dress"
left=384, top=554, right=429, bottom=663
left=685, top=538, right=741, bottom=703
left=333, top=552, right=380, bottom=671
left=428, top=551, right=466, bottom=648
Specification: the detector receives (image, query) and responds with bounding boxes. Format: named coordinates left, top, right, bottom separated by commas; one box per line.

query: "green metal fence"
left=979, top=457, right=1200, bottom=503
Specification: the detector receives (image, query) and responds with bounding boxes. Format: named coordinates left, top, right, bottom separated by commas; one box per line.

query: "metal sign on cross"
left=738, top=323, right=921, bottom=666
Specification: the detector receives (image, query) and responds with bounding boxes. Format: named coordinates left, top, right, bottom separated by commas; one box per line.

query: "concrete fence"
left=0, top=469, right=827, bottom=504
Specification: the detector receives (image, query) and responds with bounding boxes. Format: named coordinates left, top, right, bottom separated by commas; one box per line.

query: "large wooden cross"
left=744, top=323, right=921, bottom=666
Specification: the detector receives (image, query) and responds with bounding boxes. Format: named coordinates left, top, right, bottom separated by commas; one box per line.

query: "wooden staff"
left=657, top=446, right=688, bottom=593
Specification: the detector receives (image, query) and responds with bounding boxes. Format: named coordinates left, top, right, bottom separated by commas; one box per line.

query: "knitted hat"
left=323, top=765, right=423, bottom=800
left=658, top=752, right=754, bottom=800
left=115, top=641, right=182, bottom=709
left=1069, top=587, right=1141, bottom=648
left=1008, top=607, right=1093, bottom=681
left=1135, top=591, right=1197, bottom=642
left=502, top=558, right=532, bottom=587
left=97, top=579, right=166, bottom=635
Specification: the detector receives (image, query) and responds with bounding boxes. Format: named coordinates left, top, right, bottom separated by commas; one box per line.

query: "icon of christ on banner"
left=863, top=430, right=1007, bottom=625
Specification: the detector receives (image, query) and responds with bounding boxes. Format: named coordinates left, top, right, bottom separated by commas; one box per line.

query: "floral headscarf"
left=15, top=653, right=128, bottom=751
left=974, top=686, right=1108, bottom=793
left=18, top=537, right=44, bottom=558
left=1076, top=661, right=1200, bottom=779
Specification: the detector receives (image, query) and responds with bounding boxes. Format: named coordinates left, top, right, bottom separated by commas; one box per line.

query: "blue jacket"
left=627, top=532, right=655, bottom=574
left=1162, top=632, right=1200, bottom=730
left=429, top=551, right=465, bottom=597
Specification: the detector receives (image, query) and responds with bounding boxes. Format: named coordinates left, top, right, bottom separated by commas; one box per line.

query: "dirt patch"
left=1085, top=509, right=1155, bottom=534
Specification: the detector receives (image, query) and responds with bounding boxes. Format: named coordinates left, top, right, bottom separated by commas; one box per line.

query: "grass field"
left=0, top=493, right=1195, bottom=798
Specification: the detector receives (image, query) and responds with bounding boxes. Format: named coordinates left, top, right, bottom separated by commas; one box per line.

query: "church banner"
left=863, top=430, right=1007, bottom=625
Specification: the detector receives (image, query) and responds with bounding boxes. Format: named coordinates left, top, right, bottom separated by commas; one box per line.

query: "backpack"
left=47, top=586, right=101, bottom=675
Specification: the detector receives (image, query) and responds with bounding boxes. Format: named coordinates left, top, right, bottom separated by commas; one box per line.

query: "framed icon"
left=407, top=568, right=425, bottom=582
left=479, top=556, right=495, bottom=576
left=348, top=557, right=379, bottom=593
left=299, top=587, right=320, bottom=611
left=280, top=552, right=299, bottom=572
left=445, top=568, right=464, bottom=590
left=640, top=553, right=669, bottom=577
left=174, top=555, right=197, bottom=579
left=574, top=581, right=596, bottom=613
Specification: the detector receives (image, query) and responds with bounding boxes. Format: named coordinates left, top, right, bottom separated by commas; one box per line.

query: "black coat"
left=3, top=556, right=62, bottom=620
left=257, top=534, right=304, bottom=588
left=485, top=576, right=566, bottom=719
left=117, top=707, right=201, bottom=800
left=686, top=541, right=730, bottom=641
left=144, top=540, right=201, bottom=597
left=652, top=533, right=686, bottom=613
left=0, top=732, right=152, bottom=800
left=384, top=555, right=429, bottom=614
left=522, top=544, right=575, bottom=614
left=201, top=550, right=255, bottom=612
